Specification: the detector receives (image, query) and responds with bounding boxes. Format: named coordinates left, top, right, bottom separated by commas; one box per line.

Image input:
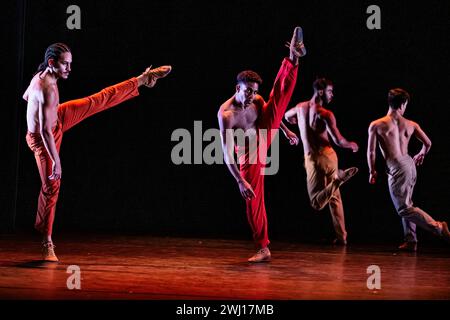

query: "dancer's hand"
left=349, top=142, right=359, bottom=153
left=413, top=152, right=425, bottom=166
left=238, top=179, right=256, bottom=200
left=49, top=161, right=62, bottom=180
left=369, top=171, right=377, bottom=184
left=283, top=129, right=299, bottom=146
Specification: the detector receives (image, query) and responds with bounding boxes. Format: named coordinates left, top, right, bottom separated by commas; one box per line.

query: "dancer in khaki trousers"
left=285, top=78, right=359, bottom=245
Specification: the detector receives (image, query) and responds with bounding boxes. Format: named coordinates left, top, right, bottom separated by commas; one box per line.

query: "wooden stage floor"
left=0, top=234, right=449, bottom=300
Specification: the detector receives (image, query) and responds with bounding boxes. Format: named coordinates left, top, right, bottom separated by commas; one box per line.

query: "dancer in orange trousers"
left=23, top=43, right=171, bottom=261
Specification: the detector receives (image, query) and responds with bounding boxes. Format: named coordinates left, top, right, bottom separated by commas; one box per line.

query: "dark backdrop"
left=3, top=0, right=450, bottom=245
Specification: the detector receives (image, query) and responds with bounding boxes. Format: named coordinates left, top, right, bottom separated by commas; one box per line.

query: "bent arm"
left=284, top=106, right=298, bottom=124
left=218, top=114, right=243, bottom=184
left=414, top=122, right=432, bottom=155
left=218, top=113, right=256, bottom=200
left=279, top=121, right=299, bottom=145
left=324, top=112, right=355, bottom=149
left=279, top=122, right=289, bottom=133
left=412, top=122, right=432, bottom=165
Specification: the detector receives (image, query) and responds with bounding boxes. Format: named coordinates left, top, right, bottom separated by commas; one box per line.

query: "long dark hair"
left=34, top=43, right=71, bottom=75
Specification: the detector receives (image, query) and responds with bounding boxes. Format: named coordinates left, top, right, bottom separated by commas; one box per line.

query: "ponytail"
left=34, top=43, right=71, bottom=75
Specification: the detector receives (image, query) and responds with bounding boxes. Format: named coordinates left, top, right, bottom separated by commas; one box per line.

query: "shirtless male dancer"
left=218, top=27, right=305, bottom=262
left=367, top=88, right=450, bottom=251
left=284, top=78, right=359, bottom=245
left=23, top=43, right=171, bottom=261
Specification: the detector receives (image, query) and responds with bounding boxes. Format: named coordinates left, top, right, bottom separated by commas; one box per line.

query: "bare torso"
left=296, top=101, right=332, bottom=154
left=23, top=73, right=59, bottom=133
left=371, top=115, right=415, bottom=162
left=218, top=95, right=262, bottom=147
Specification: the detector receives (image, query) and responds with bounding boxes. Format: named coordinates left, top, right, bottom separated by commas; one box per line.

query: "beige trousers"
left=304, top=147, right=346, bottom=241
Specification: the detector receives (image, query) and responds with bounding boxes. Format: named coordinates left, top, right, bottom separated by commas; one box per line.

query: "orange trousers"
left=26, top=78, right=139, bottom=236
left=237, top=58, right=298, bottom=248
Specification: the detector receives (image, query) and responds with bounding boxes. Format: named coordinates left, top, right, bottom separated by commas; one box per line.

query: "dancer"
left=23, top=43, right=172, bottom=261
left=284, top=78, right=359, bottom=245
left=218, top=27, right=305, bottom=262
left=367, top=88, right=450, bottom=251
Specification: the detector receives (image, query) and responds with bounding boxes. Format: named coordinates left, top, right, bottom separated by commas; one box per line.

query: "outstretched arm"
left=218, top=113, right=255, bottom=200
left=367, top=122, right=378, bottom=184
left=39, top=89, right=62, bottom=180
left=324, top=112, right=359, bottom=152
left=412, top=122, right=432, bottom=166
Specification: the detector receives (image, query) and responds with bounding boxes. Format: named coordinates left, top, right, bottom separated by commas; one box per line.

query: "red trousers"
left=26, top=78, right=140, bottom=236
left=238, top=58, right=298, bottom=248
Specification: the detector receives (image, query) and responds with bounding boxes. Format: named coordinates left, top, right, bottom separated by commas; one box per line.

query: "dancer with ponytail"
left=23, top=43, right=171, bottom=261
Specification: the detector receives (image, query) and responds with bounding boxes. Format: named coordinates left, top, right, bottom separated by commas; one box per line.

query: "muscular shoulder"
left=369, top=116, right=390, bottom=132
left=28, top=76, right=56, bottom=105
left=218, top=99, right=234, bottom=129
left=254, top=94, right=265, bottom=107
left=405, top=119, right=422, bottom=134
left=318, top=108, right=334, bottom=122
left=218, top=97, right=233, bottom=115
left=369, top=118, right=383, bottom=129
left=25, top=79, right=44, bottom=103
left=296, top=101, right=309, bottom=109
left=406, top=119, right=419, bottom=128
left=292, top=101, right=309, bottom=114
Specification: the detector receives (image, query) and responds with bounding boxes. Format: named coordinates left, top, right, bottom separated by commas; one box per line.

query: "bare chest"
left=231, top=106, right=258, bottom=131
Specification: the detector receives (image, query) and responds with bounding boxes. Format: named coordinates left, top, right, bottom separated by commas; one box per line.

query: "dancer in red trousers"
left=218, top=27, right=305, bottom=262
left=23, top=43, right=172, bottom=261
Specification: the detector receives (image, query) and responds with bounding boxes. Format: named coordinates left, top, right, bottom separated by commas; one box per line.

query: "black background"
left=2, top=0, right=450, bottom=246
